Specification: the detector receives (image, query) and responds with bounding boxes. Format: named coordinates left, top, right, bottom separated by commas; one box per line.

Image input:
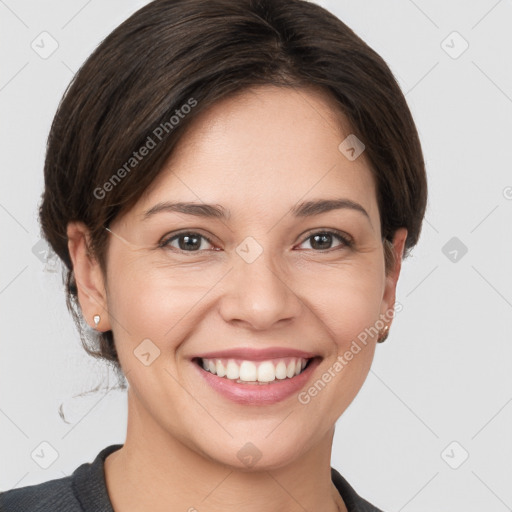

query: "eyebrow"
left=142, top=198, right=370, bottom=222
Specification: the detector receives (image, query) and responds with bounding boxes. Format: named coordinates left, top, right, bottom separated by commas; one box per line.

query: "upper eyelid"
left=300, top=228, right=352, bottom=243
left=160, top=230, right=216, bottom=248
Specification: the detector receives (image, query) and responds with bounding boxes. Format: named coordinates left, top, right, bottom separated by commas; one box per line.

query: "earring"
left=93, top=314, right=101, bottom=328
left=377, top=324, right=390, bottom=343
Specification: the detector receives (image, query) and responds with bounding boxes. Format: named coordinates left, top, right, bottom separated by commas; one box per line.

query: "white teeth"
left=216, top=360, right=226, bottom=378
left=257, top=361, right=276, bottom=382
left=200, top=356, right=310, bottom=383
left=239, top=361, right=257, bottom=382
left=226, top=360, right=239, bottom=380
left=275, top=361, right=287, bottom=380
left=286, top=360, right=296, bottom=378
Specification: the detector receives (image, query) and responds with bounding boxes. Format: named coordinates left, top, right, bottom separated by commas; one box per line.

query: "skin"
left=67, top=84, right=407, bottom=512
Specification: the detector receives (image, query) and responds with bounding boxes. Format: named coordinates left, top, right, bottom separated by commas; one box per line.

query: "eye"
left=296, top=230, right=353, bottom=251
left=159, top=229, right=353, bottom=253
left=159, top=231, right=216, bottom=252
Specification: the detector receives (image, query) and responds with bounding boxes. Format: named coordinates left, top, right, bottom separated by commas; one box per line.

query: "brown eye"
left=297, top=231, right=352, bottom=251
left=160, top=232, right=215, bottom=252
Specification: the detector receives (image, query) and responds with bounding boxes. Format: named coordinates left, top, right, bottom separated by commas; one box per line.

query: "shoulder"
left=0, top=474, right=81, bottom=512
left=331, top=467, right=386, bottom=512
left=0, top=444, right=123, bottom=512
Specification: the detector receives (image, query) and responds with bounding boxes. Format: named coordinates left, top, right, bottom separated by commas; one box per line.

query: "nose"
left=218, top=244, right=303, bottom=331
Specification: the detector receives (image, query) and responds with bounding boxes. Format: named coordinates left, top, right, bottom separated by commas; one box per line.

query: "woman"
left=0, top=0, right=427, bottom=510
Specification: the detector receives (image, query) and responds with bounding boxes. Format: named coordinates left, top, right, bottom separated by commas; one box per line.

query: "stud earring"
left=377, top=324, right=390, bottom=343
left=93, top=314, right=101, bottom=328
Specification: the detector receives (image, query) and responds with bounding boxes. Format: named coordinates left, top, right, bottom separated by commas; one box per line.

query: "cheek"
left=105, top=260, right=217, bottom=353
left=106, top=243, right=385, bottom=357
left=298, top=259, right=384, bottom=348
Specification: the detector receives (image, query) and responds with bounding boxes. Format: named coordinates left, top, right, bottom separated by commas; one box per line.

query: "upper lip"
left=193, top=347, right=319, bottom=361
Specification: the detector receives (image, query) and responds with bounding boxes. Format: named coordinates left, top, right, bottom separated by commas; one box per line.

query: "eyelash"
left=158, top=229, right=353, bottom=253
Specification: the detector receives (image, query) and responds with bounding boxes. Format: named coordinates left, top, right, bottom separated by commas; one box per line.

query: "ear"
left=380, top=227, right=408, bottom=324
left=67, top=221, right=111, bottom=331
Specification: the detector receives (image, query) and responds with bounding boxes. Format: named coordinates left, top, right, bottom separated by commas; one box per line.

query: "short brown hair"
left=39, top=0, right=427, bottom=373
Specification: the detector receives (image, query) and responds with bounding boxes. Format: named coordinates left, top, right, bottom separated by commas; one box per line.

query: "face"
left=69, top=85, right=406, bottom=470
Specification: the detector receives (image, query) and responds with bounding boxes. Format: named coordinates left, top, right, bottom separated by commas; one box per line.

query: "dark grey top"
left=0, top=444, right=384, bottom=511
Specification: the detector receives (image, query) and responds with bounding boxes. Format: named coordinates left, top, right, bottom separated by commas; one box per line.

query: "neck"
left=104, top=388, right=347, bottom=512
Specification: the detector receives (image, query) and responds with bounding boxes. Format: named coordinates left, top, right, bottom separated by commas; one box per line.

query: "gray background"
left=1, top=1, right=511, bottom=510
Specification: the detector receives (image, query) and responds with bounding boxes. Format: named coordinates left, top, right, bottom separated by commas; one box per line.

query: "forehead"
left=134, top=85, right=379, bottom=225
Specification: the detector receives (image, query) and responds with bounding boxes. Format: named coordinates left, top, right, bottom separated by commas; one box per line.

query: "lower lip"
left=192, top=357, right=321, bottom=405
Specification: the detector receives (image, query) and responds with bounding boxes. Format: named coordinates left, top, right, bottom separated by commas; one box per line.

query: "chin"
left=195, top=432, right=313, bottom=472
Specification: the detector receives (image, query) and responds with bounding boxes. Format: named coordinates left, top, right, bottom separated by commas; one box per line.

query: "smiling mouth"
left=193, top=356, right=318, bottom=384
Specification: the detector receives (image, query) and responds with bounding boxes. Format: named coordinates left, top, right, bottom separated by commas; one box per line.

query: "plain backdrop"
left=1, top=1, right=511, bottom=510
